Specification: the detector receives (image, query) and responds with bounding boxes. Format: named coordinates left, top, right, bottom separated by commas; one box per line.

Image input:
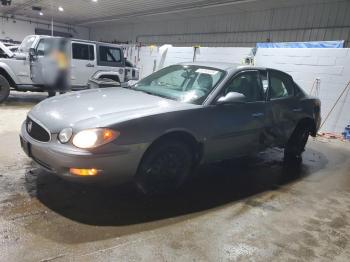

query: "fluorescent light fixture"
left=58, top=6, right=64, bottom=12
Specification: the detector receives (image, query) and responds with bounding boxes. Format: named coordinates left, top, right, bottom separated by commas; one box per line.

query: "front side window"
left=36, top=39, right=53, bottom=56
left=134, top=65, right=225, bottom=104
left=72, top=43, right=94, bottom=60
left=269, top=72, right=294, bottom=99
left=223, top=71, right=264, bottom=102
left=99, top=46, right=121, bottom=62
left=18, top=35, right=36, bottom=53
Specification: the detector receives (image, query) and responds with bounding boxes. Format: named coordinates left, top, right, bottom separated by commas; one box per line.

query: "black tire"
left=0, top=75, right=10, bottom=103
left=284, top=124, right=311, bottom=162
left=47, top=90, right=56, bottom=97
left=135, top=139, right=194, bottom=195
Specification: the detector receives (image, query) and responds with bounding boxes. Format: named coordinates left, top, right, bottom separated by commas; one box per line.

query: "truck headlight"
left=58, top=128, right=73, bottom=143
left=72, top=128, right=118, bottom=149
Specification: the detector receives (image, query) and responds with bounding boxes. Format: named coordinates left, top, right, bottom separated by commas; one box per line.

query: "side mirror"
left=217, top=92, right=246, bottom=105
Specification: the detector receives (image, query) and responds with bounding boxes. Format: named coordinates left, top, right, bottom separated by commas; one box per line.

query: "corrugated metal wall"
left=92, top=0, right=350, bottom=47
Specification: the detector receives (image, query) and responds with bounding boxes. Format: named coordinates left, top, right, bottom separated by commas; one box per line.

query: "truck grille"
left=26, top=117, right=51, bottom=142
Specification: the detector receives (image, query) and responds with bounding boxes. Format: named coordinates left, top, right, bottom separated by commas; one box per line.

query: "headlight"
left=72, top=128, right=119, bottom=149
left=58, top=128, right=73, bottom=143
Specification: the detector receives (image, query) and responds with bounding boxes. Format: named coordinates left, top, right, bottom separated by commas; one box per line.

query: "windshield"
left=134, top=65, right=225, bottom=104
left=18, top=36, right=37, bottom=53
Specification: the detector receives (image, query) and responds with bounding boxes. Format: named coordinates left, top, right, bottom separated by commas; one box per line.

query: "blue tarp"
left=257, top=41, right=344, bottom=48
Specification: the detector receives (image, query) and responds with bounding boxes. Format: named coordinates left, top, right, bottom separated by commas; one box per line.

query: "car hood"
left=29, top=88, right=199, bottom=132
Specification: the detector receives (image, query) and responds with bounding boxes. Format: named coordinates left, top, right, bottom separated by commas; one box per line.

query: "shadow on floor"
left=1, top=92, right=48, bottom=107
left=25, top=147, right=327, bottom=228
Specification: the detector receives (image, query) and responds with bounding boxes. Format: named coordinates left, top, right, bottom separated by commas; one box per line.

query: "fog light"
left=69, top=168, right=99, bottom=176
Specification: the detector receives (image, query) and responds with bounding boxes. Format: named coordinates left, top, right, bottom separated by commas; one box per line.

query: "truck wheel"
left=135, top=139, right=193, bottom=195
left=47, top=91, right=56, bottom=97
left=0, top=75, right=10, bottom=103
left=284, top=124, right=311, bottom=162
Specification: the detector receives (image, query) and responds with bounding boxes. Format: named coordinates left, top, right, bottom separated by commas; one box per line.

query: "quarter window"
left=269, top=72, right=294, bottom=99
left=72, top=43, right=94, bottom=60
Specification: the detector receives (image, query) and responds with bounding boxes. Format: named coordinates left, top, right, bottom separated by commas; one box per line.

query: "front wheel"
left=284, top=124, right=311, bottom=162
left=0, top=75, right=10, bottom=103
left=135, top=139, right=193, bottom=195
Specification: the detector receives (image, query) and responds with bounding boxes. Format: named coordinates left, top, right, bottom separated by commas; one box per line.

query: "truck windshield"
left=18, top=36, right=36, bottom=53
left=134, top=65, right=225, bottom=104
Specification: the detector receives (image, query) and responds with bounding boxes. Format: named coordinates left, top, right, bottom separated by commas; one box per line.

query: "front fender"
left=0, top=61, right=20, bottom=84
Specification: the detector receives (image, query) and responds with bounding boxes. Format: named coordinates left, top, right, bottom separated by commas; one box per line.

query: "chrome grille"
left=26, top=117, right=51, bottom=142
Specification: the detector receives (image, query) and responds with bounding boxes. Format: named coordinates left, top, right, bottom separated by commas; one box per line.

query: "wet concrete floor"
left=0, top=92, right=350, bottom=261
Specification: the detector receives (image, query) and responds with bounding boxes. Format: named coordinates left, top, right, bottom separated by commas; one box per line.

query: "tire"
left=284, top=124, right=311, bottom=162
left=135, top=139, right=194, bottom=195
left=0, top=75, right=10, bottom=103
left=47, top=90, right=56, bottom=97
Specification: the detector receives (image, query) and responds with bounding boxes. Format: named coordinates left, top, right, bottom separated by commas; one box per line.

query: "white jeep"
left=0, top=35, right=139, bottom=102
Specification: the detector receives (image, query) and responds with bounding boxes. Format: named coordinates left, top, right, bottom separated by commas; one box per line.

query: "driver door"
left=30, top=38, right=48, bottom=85
left=205, top=70, right=267, bottom=161
left=30, top=38, right=64, bottom=86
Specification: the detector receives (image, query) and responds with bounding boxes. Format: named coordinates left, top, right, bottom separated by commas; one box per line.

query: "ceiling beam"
left=76, top=0, right=258, bottom=26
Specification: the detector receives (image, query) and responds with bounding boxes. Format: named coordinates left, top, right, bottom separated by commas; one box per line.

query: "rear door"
left=70, top=42, right=96, bottom=87
left=204, top=70, right=267, bottom=161
left=96, top=44, right=125, bottom=82
left=264, top=70, right=300, bottom=146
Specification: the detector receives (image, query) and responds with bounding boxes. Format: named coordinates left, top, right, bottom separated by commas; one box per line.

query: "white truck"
left=0, top=35, right=139, bottom=102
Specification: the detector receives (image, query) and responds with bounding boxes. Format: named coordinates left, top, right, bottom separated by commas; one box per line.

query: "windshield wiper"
left=132, top=89, right=154, bottom=96
left=132, top=88, right=176, bottom=101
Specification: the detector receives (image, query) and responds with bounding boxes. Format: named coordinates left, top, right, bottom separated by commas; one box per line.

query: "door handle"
left=252, top=112, right=264, bottom=118
left=292, top=108, right=302, bottom=112
left=86, top=63, right=95, bottom=67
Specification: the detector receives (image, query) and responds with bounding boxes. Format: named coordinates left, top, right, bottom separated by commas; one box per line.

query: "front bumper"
left=20, top=121, right=148, bottom=184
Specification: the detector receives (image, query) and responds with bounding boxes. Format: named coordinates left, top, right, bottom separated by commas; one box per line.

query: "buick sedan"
left=20, top=62, right=321, bottom=194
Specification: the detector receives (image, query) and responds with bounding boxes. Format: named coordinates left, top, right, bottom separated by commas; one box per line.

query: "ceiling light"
left=58, top=6, right=64, bottom=12
left=32, top=6, right=42, bottom=11
left=92, top=0, right=98, bottom=2
left=39, top=11, right=43, bottom=16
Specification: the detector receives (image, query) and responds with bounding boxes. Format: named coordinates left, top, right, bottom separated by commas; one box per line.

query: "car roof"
left=178, top=61, right=270, bottom=71
left=33, top=35, right=123, bottom=48
left=177, top=62, right=291, bottom=76
left=178, top=61, right=240, bottom=71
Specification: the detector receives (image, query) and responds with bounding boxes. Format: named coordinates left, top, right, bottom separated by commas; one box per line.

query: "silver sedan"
left=20, top=62, right=321, bottom=194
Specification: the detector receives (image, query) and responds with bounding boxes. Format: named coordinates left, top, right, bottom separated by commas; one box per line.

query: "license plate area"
left=20, top=136, right=32, bottom=157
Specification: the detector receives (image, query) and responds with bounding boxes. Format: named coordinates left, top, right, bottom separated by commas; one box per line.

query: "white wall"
left=0, top=16, right=90, bottom=42
left=133, top=46, right=253, bottom=78
left=133, top=45, right=350, bottom=133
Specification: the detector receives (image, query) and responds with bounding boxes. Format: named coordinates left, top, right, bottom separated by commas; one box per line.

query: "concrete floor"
left=1, top=92, right=350, bottom=262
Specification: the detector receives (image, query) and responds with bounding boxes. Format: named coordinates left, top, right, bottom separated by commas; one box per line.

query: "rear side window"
left=99, top=46, right=121, bottom=62
left=72, top=43, right=94, bottom=60
left=269, top=71, right=294, bottom=99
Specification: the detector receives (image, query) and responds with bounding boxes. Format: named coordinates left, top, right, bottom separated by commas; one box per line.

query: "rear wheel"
left=135, top=139, right=193, bottom=195
left=0, top=75, right=10, bottom=103
left=284, top=124, right=311, bottom=162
